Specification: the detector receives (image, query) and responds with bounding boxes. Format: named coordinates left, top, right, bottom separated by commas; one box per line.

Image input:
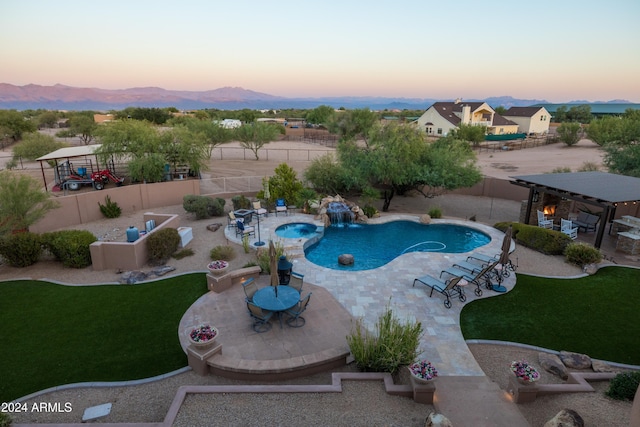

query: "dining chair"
left=247, top=301, right=273, bottom=333
left=285, top=292, right=312, bottom=328
left=242, top=277, right=258, bottom=302
left=289, top=272, right=304, bottom=293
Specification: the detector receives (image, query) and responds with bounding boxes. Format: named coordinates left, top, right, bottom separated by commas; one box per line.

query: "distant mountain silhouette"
left=0, top=83, right=627, bottom=111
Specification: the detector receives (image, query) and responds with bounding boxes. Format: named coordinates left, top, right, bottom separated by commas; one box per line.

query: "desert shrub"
left=346, top=304, right=423, bottom=374
left=231, top=195, right=251, bottom=211
left=564, top=242, right=603, bottom=266
left=98, top=195, right=122, bottom=218
left=256, top=241, right=285, bottom=273
left=363, top=204, right=378, bottom=218
left=578, top=161, right=600, bottom=172
left=210, top=245, right=236, bottom=261
left=42, top=230, right=97, bottom=268
left=172, top=248, right=194, bottom=260
left=242, top=261, right=259, bottom=268
left=428, top=207, right=443, bottom=218
left=606, top=371, right=640, bottom=401
left=0, top=232, right=42, bottom=267
left=494, top=222, right=572, bottom=255
left=0, top=412, right=12, bottom=427
left=183, top=195, right=225, bottom=219
left=147, top=228, right=180, bottom=264
left=548, top=167, right=571, bottom=173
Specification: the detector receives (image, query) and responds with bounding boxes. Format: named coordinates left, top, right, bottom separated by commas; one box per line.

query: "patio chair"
left=247, top=301, right=273, bottom=333
left=242, top=277, right=258, bottom=302
left=252, top=201, right=268, bottom=220
left=228, top=211, right=243, bottom=229
left=412, top=275, right=466, bottom=309
left=275, top=198, right=288, bottom=216
left=573, top=211, right=599, bottom=233
left=537, top=210, right=554, bottom=229
left=285, top=292, right=312, bottom=327
left=441, top=260, right=499, bottom=296
left=467, top=253, right=517, bottom=277
left=289, top=271, right=304, bottom=293
left=561, top=218, right=578, bottom=240
left=235, top=220, right=255, bottom=238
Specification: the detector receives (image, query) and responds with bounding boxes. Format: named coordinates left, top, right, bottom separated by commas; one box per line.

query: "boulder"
left=591, top=359, right=616, bottom=373
left=119, top=270, right=148, bottom=284
left=582, top=263, right=599, bottom=275
left=544, top=409, right=584, bottom=427
left=207, top=223, right=222, bottom=232
left=338, top=254, right=354, bottom=265
left=559, top=350, right=592, bottom=370
left=538, top=352, right=569, bottom=380
left=420, top=214, right=432, bottom=224
left=152, top=266, right=176, bottom=276
left=425, top=412, right=453, bottom=427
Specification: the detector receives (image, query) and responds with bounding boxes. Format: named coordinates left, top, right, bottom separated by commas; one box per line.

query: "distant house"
left=414, top=99, right=518, bottom=137
left=502, top=106, right=550, bottom=134
left=93, top=114, right=114, bottom=124
left=216, top=119, right=242, bottom=129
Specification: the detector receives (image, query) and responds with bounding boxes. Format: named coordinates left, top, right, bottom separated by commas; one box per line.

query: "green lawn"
left=0, top=274, right=208, bottom=402
left=461, top=266, right=640, bottom=365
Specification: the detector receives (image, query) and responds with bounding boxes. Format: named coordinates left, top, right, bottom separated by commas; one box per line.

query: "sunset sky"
left=1, top=0, right=639, bottom=103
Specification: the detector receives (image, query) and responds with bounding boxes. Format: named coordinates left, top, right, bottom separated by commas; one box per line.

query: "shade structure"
left=498, top=225, right=513, bottom=266
left=269, top=240, right=279, bottom=288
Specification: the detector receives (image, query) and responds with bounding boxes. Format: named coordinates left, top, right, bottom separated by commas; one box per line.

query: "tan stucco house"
left=414, top=99, right=519, bottom=136
left=502, top=106, right=551, bottom=134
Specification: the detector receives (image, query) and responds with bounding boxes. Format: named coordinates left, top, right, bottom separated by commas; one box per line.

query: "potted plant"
left=510, top=360, right=540, bottom=385
left=208, top=260, right=229, bottom=275
left=187, top=324, right=219, bottom=349
left=408, top=360, right=438, bottom=383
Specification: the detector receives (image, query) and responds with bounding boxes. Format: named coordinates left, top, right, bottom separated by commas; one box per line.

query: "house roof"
left=511, top=172, right=640, bottom=204
left=503, top=106, right=544, bottom=117
left=492, top=114, right=518, bottom=126
left=428, top=102, right=517, bottom=127
left=36, top=144, right=102, bottom=161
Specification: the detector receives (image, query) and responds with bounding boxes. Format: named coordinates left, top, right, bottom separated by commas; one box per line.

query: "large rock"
left=338, top=254, right=354, bottom=265
left=591, top=359, right=616, bottom=373
left=544, top=409, right=584, bottom=427
left=425, top=412, right=453, bottom=427
left=538, top=352, right=569, bottom=380
left=420, top=214, right=432, bottom=224
left=559, top=350, right=592, bottom=370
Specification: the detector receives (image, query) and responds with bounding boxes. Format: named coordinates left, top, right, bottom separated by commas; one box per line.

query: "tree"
left=36, top=111, right=59, bottom=129
left=557, top=122, right=582, bottom=146
left=327, top=108, right=378, bottom=144
left=174, top=116, right=232, bottom=157
left=494, top=106, right=507, bottom=115
left=234, top=122, right=280, bottom=160
left=305, top=105, right=335, bottom=125
left=161, top=125, right=209, bottom=175
left=586, top=114, right=640, bottom=146
left=604, top=143, right=640, bottom=177
left=237, top=109, right=257, bottom=123
left=304, top=153, right=354, bottom=195
left=450, top=123, right=486, bottom=145
left=0, top=171, right=59, bottom=235
left=337, top=124, right=482, bottom=211
left=268, top=163, right=303, bottom=205
left=68, top=114, right=98, bottom=145
left=12, top=132, right=67, bottom=161
left=0, top=109, right=37, bottom=142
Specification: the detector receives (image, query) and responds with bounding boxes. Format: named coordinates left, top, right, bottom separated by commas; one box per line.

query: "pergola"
left=510, top=172, right=640, bottom=248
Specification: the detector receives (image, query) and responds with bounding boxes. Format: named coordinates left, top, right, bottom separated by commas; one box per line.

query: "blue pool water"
left=305, top=221, right=490, bottom=271
left=275, top=222, right=320, bottom=239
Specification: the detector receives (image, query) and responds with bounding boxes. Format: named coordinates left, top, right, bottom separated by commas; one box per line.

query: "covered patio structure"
left=511, top=172, right=640, bottom=248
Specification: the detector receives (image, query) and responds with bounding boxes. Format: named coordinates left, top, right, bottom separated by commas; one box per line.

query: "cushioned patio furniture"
left=537, top=210, right=554, bottom=229
left=561, top=218, right=578, bottom=240
left=573, top=211, right=599, bottom=233
left=235, top=220, right=255, bottom=238
left=412, top=275, right=466, bottom=309
left=252, top=201, right=268, bottom=220
left=275, top=198, right=288, bottom=216
left=228, top=211, right=243, bottom=229
left=285, top=292, right=312, bottom=327
left=247, top=301, right=273, bottom=333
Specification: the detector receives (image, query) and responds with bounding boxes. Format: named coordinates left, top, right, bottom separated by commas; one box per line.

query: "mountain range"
left=0, top=83, right=632, bottom=111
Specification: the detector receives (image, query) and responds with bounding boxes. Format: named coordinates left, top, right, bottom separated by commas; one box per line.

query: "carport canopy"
left=36, top=144, right=102, bottom=191
left=510, top=171, right=640, bottom=248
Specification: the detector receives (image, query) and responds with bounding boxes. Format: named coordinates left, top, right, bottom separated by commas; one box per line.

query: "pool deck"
left=219, top=212, right=515, bottom=377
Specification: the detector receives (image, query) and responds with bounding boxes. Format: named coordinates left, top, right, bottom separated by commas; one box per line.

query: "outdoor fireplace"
left=543, top=205, right=557, bottom=216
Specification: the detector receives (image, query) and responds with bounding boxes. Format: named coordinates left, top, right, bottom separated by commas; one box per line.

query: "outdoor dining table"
left=252, top=285, right=300, bottom=328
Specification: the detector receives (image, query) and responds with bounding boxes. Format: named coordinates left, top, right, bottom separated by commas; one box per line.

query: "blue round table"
left=253, top=286, right=300, bottom=327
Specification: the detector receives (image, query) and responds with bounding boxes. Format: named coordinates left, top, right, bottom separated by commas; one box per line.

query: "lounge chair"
left=440, top=261, right=499, bottom=297
left=252, top=201, right=268, bottom=220
left=573, top=211, right=599, bottom=233
left=288, top=271, right=304, bottom=293
left=561, top=218, right=578, bottom=240
left=228, top=211, right=243, bottom=229
left=275, top=198, right=288, bottom=216
left=537, top=210, right=554, bottom=229
left=247, top=301, right=273, bottom=333
left=242, top=277, right=258, bottom=302
left=285, top=292, right=312, bottom=327
left=235, top=220, right=255, bottom=238
left=466, top=253, right=517, bottom=277
left=412, top=275, right=466, bottom=309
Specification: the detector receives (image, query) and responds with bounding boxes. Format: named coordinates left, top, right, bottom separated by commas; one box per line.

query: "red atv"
left=90, top=169, right=125, bottom=190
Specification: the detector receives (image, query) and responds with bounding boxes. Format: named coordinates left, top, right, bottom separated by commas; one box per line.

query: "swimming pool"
left=304, top=221, right=490, bottom=271
left=275, top=222, right=320, bottom=239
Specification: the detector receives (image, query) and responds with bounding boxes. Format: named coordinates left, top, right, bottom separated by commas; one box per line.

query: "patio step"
left=434, top=376, right=529, bottom=426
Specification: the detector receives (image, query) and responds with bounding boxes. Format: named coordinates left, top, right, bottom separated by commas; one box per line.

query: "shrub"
left=363, top=204, right=378, bottom=218
left=183, top=195, right=225, bottom=219
left=98, top=195, right=122, bottom=218
left=242, top=261, right=259, bottom=268
left=564, top=242, right=603, bottom=266
left=0, top=412, right=12, bottom=427
left=231, top=195, right=251, bottom=211
left=494, top=222, right=572, bottom=255
left=147, top=228, right=180, bottom=264
left=0, top=232, right=42, bottom=267
left=256, top=241, right=286, bottom=273
left=346, top=304, right=423, bottom=374
left=42, top=230, right=97, bottom=268
left=428, top=207, right=443, bottom=218
left=172, top=248, right=194, bottom=260
left=210, top=245, right=236, bottom=261
left=606, top=371, right=640, bottom=401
